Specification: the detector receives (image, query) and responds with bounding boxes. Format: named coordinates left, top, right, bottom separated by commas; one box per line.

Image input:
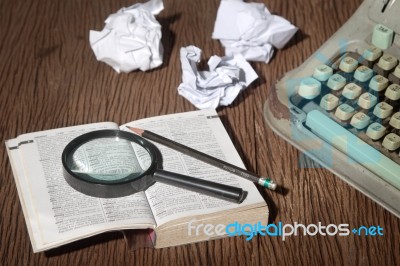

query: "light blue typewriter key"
left=382, top=133, right=400, bottom=151
left=362, top=45, right=382, bottom=62
left=306, top=110, right=400, bottom=190
left=385, top=84, right=400, bottom=101
left=366, top=122, right=386, bottom=140
left=358, top=92, right=378, bottom=110
left=373, top=102, right=393, bottom=119
left=313, top=65, right=333, bottom=81
left=369, top=75, right=389, bottom=92
left=372, top=24, right=394, bottom=50
left=377, top=53, right=398, bottom=71
left=335, top=103, right=355, bottom=121
left=342, top=83, right=362, bottom=100
left=339, top=56, right=358, bottom=73
left=388, top=64, right=400, bottom=84
left=298, top=77, right=321, bottom=99
left=393, top=64, right=400, bottom=79
left=327, top=74, right=346, bottom=91
left=350, top=112, right=370, bottom=130
left=354, top=65, right=373, bottom=82
left=389, top=112, right=400, bottom=129
left=320, top=94, right=339, bottom=111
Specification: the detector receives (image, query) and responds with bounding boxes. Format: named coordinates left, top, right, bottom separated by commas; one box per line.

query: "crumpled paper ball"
left=212, top=0, right=298, bottom=63
left=177, top=45, right=258, bottom=109
left=89, top=0, right=164, bottom=73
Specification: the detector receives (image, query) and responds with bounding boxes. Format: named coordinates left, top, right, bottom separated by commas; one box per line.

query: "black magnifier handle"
left=153, top=170, right=247, bottom=204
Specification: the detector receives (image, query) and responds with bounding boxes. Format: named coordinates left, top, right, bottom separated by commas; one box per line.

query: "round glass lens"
left=66, top=136, right=153, bottom=183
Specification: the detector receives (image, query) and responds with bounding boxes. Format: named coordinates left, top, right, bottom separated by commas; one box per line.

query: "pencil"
left=126, top=126, right=277, bottom=191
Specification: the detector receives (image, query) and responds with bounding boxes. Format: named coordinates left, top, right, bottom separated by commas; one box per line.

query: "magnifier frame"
left=62, top=129, right=247, bottom=203
left=62, top=130, right=158, bottom=198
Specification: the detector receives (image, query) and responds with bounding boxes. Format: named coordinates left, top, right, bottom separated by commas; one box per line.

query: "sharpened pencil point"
left=126, top=126, right=144, bottom=136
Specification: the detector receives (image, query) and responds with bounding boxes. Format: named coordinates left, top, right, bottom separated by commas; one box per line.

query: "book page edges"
left=124, top=202, right=268, bottom=250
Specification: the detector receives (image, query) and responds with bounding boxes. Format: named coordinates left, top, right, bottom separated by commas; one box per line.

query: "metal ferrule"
left=258, top=177, right=277, bottom=190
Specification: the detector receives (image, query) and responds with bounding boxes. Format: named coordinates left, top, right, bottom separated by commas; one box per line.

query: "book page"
left=121, top=110, right=266, bottom=226
left=6, top=122, right=156, bottom=252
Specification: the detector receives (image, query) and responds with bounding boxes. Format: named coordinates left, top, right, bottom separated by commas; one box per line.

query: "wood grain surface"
left=1, top=0, right=399, bottom=265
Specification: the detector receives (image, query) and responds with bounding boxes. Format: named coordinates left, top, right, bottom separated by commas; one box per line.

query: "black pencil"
left=126, top=126, right=277, bottom=190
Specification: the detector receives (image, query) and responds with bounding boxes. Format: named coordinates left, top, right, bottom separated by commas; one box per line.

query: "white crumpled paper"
left=89, top=0, right=164, bottom=73
left=212, top=0, right=298, bottom=63
left=177, top=46, right=258, bottom=109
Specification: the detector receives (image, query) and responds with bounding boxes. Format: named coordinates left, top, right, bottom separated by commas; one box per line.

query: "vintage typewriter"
left=264, top=0, right=400, bottom=217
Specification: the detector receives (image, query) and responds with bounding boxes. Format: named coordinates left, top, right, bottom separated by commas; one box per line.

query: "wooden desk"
left=1, top=0, right=399, bottom=264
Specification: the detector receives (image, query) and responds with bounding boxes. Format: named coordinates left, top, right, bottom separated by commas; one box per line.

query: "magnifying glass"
left=61, top=130, right=247, bottom=203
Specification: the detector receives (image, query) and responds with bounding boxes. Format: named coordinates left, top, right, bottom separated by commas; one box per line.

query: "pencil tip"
left=126, top=126, right=144, bottom=135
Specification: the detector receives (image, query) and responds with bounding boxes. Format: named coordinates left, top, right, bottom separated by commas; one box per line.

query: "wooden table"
left=1, top=0, right=399, bottom=265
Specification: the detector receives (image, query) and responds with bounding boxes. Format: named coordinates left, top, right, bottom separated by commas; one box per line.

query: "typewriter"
left=264, top=0, right=400, bottom=217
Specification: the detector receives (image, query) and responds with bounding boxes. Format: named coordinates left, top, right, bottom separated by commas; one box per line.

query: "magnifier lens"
left=66, top=137, right=152, bottom=184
